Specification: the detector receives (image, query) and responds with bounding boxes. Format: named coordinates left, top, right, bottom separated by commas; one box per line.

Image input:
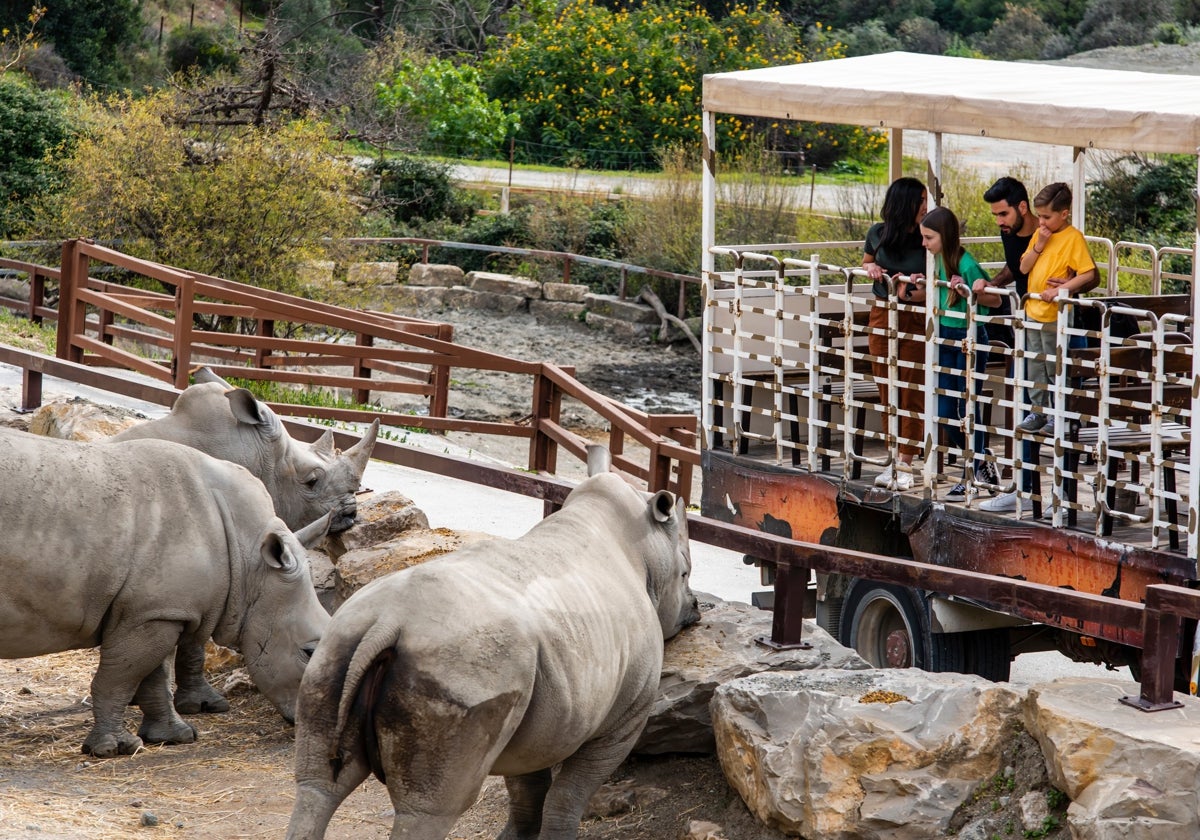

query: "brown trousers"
left=867, top=300, right=927, bottom=458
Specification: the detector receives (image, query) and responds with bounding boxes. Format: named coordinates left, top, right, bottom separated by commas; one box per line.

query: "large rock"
left=322, top=490, right=430, bottom=562
left=346, top=262, right=398, bottom=285
left=407, top=263, right=465, bottom=287
left=29, top=399, right=141, bottom=440
left=1025, top=677, right=1200, bottom=839
left=333, top=526, right=498, bottom=608
left=467, top=270, right=542, bottom=299
left=543, top=281, right=589, bottom=303
left=637, top=603, right=869, bottom=755
left=712, top=669, right=1023, bottom=838
left=585, top=292, right=660, bottom=324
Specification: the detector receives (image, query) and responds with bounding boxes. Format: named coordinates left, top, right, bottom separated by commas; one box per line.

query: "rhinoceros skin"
left=111, top=369, right=377, bottom=715
left=112, top=370, right=379, bottom=535
left=0, top=427, right=331, bottom=758
left=286, top=449, right=700, bottom=840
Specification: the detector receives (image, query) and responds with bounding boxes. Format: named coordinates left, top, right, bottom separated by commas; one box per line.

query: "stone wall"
left=317, top=261, right=690, bottom=343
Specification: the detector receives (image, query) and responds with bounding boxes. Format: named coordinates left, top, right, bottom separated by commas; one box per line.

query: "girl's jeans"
left=938, top=324, right=990, bottom=459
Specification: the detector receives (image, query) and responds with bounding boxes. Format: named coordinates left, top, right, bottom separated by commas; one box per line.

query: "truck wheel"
left=840, top=581, right=962, bottom=671
left=960, top=628, right=1012, bottom=682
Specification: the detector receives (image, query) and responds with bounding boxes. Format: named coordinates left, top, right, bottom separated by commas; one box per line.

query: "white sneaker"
left=980, top=491, right=1018, bottom=512
left=893, top=465, right=914, bottom=491
left=874, top=463, right=895, bottom=488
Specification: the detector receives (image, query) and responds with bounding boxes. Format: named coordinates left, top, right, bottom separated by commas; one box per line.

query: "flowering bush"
left=483, top=0, right=882, bottom=170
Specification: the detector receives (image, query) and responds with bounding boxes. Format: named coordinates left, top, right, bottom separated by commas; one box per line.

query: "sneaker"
left=1018, top=412, right=1047, bottom=433
left=1039, top=418, right=1056, bottom=437
left=973, top=450, right=999, bottom=492
left=893, top=465, right=914, bottom=491
left=945, top=482, right=967, bottom=502
left=980, top=491, right=1018, bottom=512
left=874, top=463, right=895, bottom=488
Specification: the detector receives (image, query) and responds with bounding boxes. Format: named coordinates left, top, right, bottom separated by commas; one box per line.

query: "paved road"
left=453, top=135, right=1075, bottom=214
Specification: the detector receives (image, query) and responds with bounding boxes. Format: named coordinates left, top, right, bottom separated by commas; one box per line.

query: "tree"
left=483, top=0, right=878, bottom=170
left=36, top=90, right=360, bottom=297
left=1071, top=0, right=1174, bottom=50
left=0, top=74, right=72, bottom=237
left=977, top=4, right=1054, bottom=60
left=376, top=54, right=518, bottom=156
left=0, top=0, right=142, bottom=88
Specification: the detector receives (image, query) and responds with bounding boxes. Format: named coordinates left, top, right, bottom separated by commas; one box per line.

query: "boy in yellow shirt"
left=1016, top=182, right=1097, bottom=437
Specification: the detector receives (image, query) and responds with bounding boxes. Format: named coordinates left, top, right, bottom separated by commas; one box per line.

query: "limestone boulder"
left=1024, top=676, right=1200, bottom=840
left=346, top=262, right=398, bottom=285
left=333, top=526, right=497, bottom=608
left=637, top=602, right=869, bottom=755
left=29, top=399, right=141, bottom=440
left=467, top=270, right=542, bottom=299
left=322, top=490, right=430, bottom=562
left=712, top=669, right=1024, bottom=838
left=543, top=281, right=589, bottom=302
left=407, top=263, right=465, bottom=287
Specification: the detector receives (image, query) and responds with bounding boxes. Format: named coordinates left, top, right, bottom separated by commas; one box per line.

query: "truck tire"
left=840, top=581, right=964, bottom=672
left=960, top=628, right=1012, bottom=682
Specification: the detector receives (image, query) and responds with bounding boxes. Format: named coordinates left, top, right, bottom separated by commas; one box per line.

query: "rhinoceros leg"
left=133, top=662, right=199, bottom=746
left=534, top=700, right=654, bottom=838
left=84, top=622, right=190, bottom=757
left=498, top=768, right=552, bottom=840
left=173, top=641, right=231, bottom=714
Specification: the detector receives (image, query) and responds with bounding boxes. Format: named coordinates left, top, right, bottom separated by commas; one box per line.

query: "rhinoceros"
left=112, top=368, right=378, bottom=714
left=113, top=367, right=379, bottom=535
left=0, top=427, right=331, bottom=758
left=286, top=447, right=700, bottom=840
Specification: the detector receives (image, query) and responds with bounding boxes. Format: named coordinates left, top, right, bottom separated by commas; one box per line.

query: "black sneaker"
left=974, top=450, right=999, bottom=494
left=945, top=482, right=967, bottom=502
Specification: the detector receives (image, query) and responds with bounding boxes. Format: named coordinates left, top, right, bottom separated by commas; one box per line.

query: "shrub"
left=0, top=74, right=73, bottom=238
left=165, top=25, right=240, bottom=75
left=484, top=0, right=879, bottom=171
left=34, top=90, right=360, bottom=299
left=370, top=156, right=478, bottom=226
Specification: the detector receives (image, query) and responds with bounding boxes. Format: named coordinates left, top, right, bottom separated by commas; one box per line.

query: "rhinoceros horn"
left=343, top=420, right=379, bottom=473
left=586, top=444, right=611, bottom=476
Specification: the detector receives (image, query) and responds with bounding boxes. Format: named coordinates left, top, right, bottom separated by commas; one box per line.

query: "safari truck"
left=698, top=52, right=1200, bottom=686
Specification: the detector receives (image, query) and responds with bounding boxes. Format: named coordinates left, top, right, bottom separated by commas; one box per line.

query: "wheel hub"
left=885, top=629, right=911, bottom=667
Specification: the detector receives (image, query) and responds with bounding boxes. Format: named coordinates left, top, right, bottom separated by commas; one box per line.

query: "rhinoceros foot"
left=82, top=730, right=143, bottom=758
left=138, top=717, right=198, bottom=746
left=174, top=683, right=231, bottom=715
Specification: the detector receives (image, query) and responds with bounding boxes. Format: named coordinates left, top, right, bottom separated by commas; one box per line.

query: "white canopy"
left=702, top=51, right=1200, bottom=155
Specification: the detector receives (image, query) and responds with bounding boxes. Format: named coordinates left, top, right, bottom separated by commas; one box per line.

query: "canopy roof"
left=702, top=52, right=1200, bottom=155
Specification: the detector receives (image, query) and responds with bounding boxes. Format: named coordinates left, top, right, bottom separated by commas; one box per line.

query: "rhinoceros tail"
left=328, top=618, right=404, bottom=778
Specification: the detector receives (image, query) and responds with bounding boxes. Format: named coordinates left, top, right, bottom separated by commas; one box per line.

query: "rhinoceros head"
left=236, top=512, right=333, bottom=723
left=583, top=446, right=700, bottom=640
left=219, top=387, right=378, bottom=535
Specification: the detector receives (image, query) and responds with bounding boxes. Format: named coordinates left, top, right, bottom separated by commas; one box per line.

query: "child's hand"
left=950, top=275, right=968, bottom=296
left=1035, top=224, right=1052, bottom=249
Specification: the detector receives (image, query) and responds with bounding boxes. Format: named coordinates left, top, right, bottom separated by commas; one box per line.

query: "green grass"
left=0, top=308, right=56, bottom=355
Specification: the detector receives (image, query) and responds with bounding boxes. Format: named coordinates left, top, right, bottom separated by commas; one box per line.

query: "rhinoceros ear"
left=293, top=510, right=334, bottom=548
left=224, top=389, right=284, bottom=439
left=649, top=490, right=676, bottom=524
left=313, top=429, right=336, bottom=456
left=261, top=529, right=302, bottom=573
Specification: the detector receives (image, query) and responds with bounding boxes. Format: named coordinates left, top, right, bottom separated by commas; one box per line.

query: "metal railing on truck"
left=0, top=240, right=697, bottom=501
left=703, top=236, right=1197, bottom=553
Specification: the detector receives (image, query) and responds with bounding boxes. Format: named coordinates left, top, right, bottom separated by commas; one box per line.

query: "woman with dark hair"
left=916, top=206, right=1001, bottom=501
left=862, top=176, right=928, bottom=490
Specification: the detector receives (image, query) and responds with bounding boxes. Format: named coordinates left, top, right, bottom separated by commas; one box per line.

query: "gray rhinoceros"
left=111, top=368, right=378, bottom=714
left=286, top=447, right=700, bottom=840
left=113, top=367, right=379, bottom=535
left=0, top=427, right=331, bottom=758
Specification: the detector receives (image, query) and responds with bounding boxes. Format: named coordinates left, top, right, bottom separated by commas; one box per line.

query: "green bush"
left=0, top=75, right=73, bottom=238
left=371, top=156, right=478, bottom=226
left=484, top=0, right=879, bottom=171
left=165, top=25, right=240, bottom=75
